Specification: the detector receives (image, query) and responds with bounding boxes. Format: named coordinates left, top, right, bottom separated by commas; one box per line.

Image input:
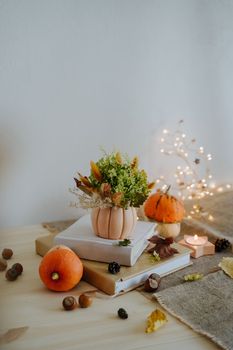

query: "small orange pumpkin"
left=144, top=186, right=185, bottom=223
left=39, top=245, right=83, bottom=292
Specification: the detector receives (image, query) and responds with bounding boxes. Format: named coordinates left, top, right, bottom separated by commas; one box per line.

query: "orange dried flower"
left=90, top=161, right=102, bottom=182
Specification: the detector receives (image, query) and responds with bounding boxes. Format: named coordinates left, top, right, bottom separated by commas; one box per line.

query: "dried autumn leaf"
left=90, top=161, right=102, bottom=182
left=219, top=257, right=233, bottom=278
left=0, top=326, right=29, bottom=344
left=145, top=309, right=167, bottom=333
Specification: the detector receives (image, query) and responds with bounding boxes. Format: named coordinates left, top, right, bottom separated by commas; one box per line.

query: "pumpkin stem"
left=51, top=272, right=60, bottom=281
left=165, top=185, right=171, bottom=194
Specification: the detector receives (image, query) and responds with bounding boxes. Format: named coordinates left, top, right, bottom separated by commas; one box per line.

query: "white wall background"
left=0, top=0, right=233, bottom=228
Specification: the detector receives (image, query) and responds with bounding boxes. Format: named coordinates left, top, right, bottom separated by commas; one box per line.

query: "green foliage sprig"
left=117, top=239, right=132, bottom=246
left=71, top=151, right=154, bottom=209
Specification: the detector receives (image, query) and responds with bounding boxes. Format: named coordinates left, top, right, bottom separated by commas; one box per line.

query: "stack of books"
left=35, top=215, right=192, bottom=296
left=54, top=214, right=155, bottom=266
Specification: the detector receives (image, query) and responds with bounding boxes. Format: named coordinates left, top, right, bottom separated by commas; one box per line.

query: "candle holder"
left=178, top=235, right=215, bottom=258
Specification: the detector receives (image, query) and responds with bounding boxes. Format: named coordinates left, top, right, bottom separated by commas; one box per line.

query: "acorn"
left=144, top=273, right=161, bottom=292
left=62, top=296, right=77, bottom=311
left=11, top=263, right=23, bottom=275
left=5, top=268, right=18, bottom=281
left=2, top=248, right=13, bottom=260
left=78, top=294, right=92, bottom=308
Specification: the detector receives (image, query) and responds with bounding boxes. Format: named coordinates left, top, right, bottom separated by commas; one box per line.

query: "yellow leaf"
left=219, top=257, right=233, bottom=278
left=115, top=152, right=122, bottom=164
left=90, top=161, right=102, bottom=182
left=145, top=309, right=167, bottom=333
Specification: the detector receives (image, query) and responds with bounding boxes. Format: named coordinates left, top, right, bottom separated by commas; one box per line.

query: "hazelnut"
left=0, top=258, right=7, bottom=271
left=144, top=273, right=161, bottom=292
left=62, top=296, right=77, bottom=311
left=12, top=263, right=23, bottom=275
left=5, top=268, right=18, bottom=281
left=78, top=294, right=92, bottom=308
left=2, top=248, right=13, bottom=260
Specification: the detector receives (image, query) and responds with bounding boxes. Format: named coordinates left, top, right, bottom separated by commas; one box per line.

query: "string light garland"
left=156, top=120, right=231, bottom=220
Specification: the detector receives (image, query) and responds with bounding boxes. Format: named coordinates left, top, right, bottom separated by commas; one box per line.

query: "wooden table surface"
left=0, top=225, right=221, bottom=350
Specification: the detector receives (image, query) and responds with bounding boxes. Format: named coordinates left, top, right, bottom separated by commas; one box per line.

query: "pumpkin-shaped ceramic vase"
left=91, top=207, right=137, bottom=240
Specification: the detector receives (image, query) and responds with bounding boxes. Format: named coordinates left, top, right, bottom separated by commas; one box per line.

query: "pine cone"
left=108, top=261, right=121, bottom=274
left=215, top=238, right=231, bottom=252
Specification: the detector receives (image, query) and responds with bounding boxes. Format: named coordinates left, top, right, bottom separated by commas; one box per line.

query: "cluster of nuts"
left=0, top=248, right=23, bottom=281
left=62, top=293, right=93, bottom=311
left=6, top=263, right=23, bottom=281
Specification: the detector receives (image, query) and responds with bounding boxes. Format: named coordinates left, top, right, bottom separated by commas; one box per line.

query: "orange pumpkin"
left=39, top=245, right=83, bottom=292
left=144, top=187, right=185, bottom=223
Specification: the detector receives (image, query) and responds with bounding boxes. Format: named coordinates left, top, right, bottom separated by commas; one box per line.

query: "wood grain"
left=0, top=225, right=221, bottom=350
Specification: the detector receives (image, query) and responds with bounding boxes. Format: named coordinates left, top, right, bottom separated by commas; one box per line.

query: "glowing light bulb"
left=208, top=215, right=214, bottom=221
left=210, top=182, right=216, bottom=189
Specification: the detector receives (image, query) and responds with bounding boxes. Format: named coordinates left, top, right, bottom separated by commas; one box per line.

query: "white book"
left=54, top=215, right=156, bottom=266
left=113, top=246, right=191, bottom=294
